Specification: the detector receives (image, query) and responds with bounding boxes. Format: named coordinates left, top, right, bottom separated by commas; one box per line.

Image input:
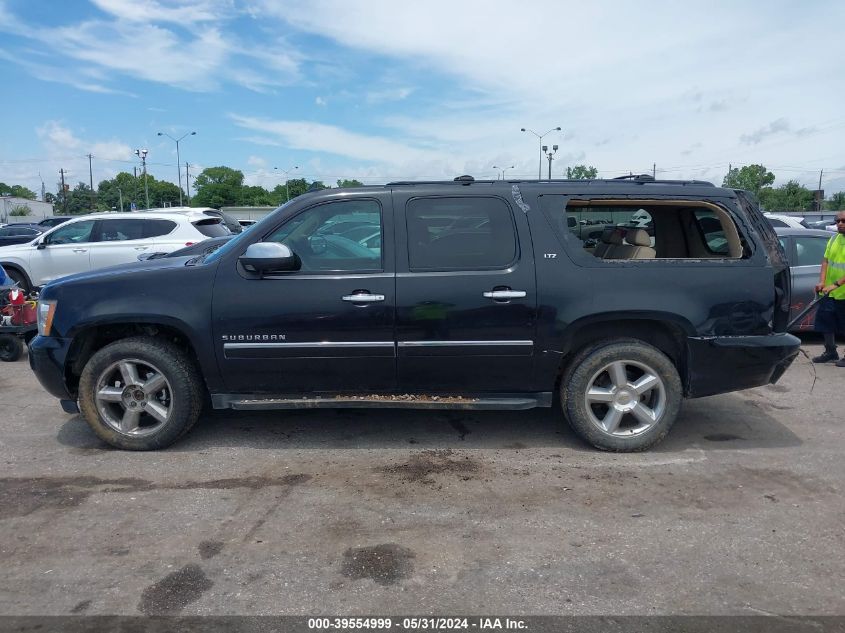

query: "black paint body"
left=29, top=180, right=800, bottom=407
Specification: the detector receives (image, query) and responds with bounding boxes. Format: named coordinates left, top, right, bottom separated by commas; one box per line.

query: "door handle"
left=342, top=293, right=385, bottom=303
left=134, top=246, right=148, bottom=250
left=483, top=289, right=527, bottom=299
left=72, top=249, right=88, bottom=253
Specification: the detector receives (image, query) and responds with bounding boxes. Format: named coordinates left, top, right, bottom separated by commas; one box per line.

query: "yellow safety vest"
left=824, top=234, right=845, bottom=300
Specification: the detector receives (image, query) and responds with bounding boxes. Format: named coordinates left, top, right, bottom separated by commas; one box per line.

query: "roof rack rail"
left=384, top=177, right=716, bottom=187
left=614, top=174, right=654, bottom=182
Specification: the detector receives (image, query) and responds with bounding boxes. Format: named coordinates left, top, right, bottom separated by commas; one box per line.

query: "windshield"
left=203, top=201, right=293, bottom=264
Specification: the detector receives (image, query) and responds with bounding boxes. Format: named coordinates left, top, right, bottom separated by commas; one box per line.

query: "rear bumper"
left=685, top=332, right=800, bottom=398
left=28, top=335, right=75, bottom=401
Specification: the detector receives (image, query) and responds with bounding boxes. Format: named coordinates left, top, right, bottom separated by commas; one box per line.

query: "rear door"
left=89, top=218, right=160, bottom=269
left=392, top=192, right=538, bottom=393
left=790, top=233, right=830, bottom=329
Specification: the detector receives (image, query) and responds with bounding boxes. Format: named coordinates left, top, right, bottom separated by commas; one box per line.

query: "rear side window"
left=794, top=235, right=829, bottom=267
left=97, top=219, right=145, bottom=242
left=406, top=197, right=517, bottom=270
left=144, top=219, right=177, bottom=238
left=540, top=195, right=744, bottom=260
left=192, top=218, right=230, bottom=238
left=767, top=218, right=789, bottom=228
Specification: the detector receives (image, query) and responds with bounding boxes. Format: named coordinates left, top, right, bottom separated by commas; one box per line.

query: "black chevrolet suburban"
left=29, top=177, right=800, bottom=451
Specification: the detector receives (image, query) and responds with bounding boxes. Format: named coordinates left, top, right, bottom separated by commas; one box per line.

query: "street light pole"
left=542, top=145, right=559, bottom=181
left=274, top=165, right=299, bottom=202
left=492, top=164, right=515, bottom=180
left=521, top=126, right=561, bottom=179
left=157, top=131, right=196, bottom=206
left=134, top=148, right=149, bottom=209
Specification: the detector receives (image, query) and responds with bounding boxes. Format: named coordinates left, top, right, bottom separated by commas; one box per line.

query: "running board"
left=211, top=393, right=553, bottom=411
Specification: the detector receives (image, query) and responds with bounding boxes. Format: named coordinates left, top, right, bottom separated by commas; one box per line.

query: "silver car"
left=775, top=227, right=835, bottom=331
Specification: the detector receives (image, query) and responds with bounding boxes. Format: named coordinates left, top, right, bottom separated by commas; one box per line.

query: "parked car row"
left=0, top=209, right=230, bottom=292
left=764, top=212, right=838, bottom=232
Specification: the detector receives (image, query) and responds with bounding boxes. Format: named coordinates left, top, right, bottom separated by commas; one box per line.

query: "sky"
left=0, top=0, right=844, bottom=199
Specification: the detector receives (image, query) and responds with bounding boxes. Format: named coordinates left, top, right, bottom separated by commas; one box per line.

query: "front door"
left=393, top=193, right=538, bottom=393
left=212, top=194, right=397, bottom=395
left=28, top=219, right=96, bottom=285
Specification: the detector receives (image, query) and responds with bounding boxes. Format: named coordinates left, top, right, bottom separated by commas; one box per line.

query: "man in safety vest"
left=812, top=210, right=845, bottom=365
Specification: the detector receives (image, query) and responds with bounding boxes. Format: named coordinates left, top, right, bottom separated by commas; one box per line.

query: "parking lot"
left=0, top=336, right=843, bottom=616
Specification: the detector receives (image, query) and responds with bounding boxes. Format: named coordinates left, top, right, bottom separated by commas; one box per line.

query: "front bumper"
left=28, top=335, right=75, bottom=401
left=685, top=332, right=800, bottom=398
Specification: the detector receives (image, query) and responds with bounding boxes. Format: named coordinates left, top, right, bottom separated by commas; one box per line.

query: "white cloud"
left=89, top=0, right=230, bottom=24
left=365, top=87, right=414, bottom=103
left=315, top=96, right=327, bottom=106
left=230, top=114, right=442, bottom=164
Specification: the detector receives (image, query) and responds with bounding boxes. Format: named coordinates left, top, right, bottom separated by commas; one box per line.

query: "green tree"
left=241, top=185, right=274, bottom=206
left=337, top=179, right=363, bottom=188
left=722, top=164, right=775, bottom=195
left=96, top=172, right=182, bottom=210
left=826, top=192, right=845, bottom=210
left=192, top=166, right=245, bottom=208
left=0, top=182, right=36, bottom=199
left=60, top=182, right=94, bottom=214
left=565, top=165, right=598, bottom=180
left=758, top=180, right=815, bottom=212
left=282, top=178, right=310, bottom=200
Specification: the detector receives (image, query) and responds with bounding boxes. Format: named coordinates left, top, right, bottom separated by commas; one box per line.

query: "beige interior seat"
left=594, top=227, right=619, bottom=258
left=599, top=229, right=624, bottom=258
left=605, top=228, right=656, bottom=259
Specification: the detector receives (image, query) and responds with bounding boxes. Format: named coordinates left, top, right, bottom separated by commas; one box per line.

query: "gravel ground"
left=0, top=336, right=842, bottom=616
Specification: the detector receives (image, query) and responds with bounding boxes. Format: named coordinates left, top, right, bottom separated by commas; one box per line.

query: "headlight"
left=37, top=300, right=57, bottom=336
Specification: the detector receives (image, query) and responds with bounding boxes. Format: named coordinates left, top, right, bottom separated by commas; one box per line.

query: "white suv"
left=0, top=210, right=229, bottom=292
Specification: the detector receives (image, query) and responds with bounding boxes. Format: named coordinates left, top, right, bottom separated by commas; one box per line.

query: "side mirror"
left=239, top=242, right=300, bottom=274
left=36, top=241, right=47, bottom=250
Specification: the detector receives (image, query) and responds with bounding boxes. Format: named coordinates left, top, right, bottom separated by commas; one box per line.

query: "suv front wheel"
left=561, top=338, right=682, bottom=452
left=78, top=337, right=203, bottom=450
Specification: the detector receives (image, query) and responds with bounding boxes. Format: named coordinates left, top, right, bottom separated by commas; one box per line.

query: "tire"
left=560, top=338, right=682, bottom=452
left=78, top=336, right=203, bottom=450
left=4, top=268, right=31, bottom=295
left=0, top=334, right=23, bottom=362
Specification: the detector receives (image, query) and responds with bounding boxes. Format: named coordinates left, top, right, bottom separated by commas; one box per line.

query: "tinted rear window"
left=144, top=219, right=177, bottom=238
left=193, top=218, right=230, bottom=237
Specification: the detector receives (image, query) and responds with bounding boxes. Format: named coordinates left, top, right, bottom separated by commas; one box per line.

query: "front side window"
left=264, top=199, right=382, bottom=272
left=405, top=197, right=517, bottom=271
left=46, top=220, right=96, bottom=245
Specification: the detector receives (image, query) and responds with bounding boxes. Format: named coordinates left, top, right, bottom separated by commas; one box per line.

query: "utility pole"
left=185, top=163, right=192, bottom=204
left=653, top=163, right=656, bottom=179
left=87, top=153, right=95, bottom=211
left=59, top=168, right=67, bottom=213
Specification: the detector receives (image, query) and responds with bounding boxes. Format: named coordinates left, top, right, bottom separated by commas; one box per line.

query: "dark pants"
left=814, top=297, right=845, bottom=335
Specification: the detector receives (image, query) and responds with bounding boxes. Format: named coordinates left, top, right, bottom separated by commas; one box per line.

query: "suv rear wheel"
left=561, top=338, right=682, bottom=451
left=78, top=336, right=203, bottom=450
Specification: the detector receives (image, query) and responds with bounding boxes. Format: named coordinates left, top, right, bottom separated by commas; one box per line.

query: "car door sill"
left=211, top=392, right=553, bottom=410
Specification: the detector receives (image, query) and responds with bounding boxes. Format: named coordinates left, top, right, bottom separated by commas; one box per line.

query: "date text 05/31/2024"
left=307, top=618, right=528, bottom=630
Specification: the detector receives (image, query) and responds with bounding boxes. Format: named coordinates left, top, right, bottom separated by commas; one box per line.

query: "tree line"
left=2, top=165, right=844, bottom=214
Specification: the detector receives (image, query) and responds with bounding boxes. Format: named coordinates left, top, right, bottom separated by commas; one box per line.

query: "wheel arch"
left=0, top=261, right=33, bottom=290
left=555, top=313, right=692, bottom=395
left=63, top=318, right=210, bottom=397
